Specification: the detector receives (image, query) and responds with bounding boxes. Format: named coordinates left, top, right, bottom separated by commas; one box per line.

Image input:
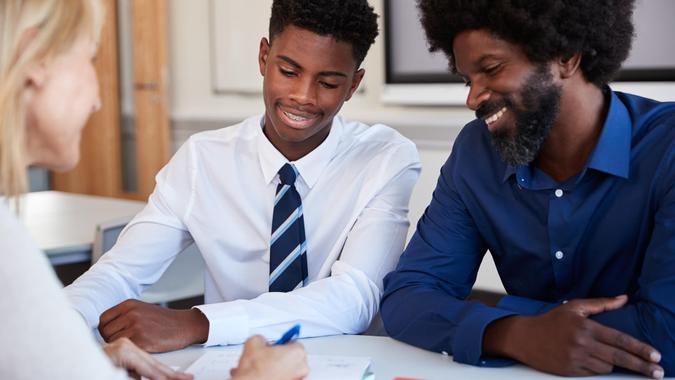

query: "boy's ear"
left=259, top=37, right=271, bottom=76
left=345, top=68, right=365, bottom=101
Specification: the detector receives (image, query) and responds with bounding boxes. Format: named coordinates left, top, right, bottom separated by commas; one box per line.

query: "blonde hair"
left=0, top=0, right=104, bottom=198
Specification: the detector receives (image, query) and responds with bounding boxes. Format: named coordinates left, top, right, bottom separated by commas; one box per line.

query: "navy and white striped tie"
left=269, top=163, right=308, bottom=292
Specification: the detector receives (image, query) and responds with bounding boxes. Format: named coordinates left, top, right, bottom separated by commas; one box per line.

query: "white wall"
left=166, top=0, right=474, bottom=126
left=165, top=0, right=504, bottom=292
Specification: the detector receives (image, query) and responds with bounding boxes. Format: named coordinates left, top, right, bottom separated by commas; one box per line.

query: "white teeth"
left=283, top=111, right=313, bottom=122
left=485, top=107, right=507, bottom=125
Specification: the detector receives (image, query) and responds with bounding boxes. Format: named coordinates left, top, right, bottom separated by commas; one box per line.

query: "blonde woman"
left=0, top=1, right=307, bottom=379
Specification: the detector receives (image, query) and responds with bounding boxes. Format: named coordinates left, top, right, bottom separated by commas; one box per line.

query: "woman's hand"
left=231, top=335, right=309, bottom=380
left=102, top=337, right=193, bottom=380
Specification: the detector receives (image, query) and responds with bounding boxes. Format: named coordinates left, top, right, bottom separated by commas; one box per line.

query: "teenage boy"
left=67, top=0, right=420, bottom=353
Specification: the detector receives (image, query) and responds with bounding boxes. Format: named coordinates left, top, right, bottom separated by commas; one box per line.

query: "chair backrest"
left=92, top=215, right=135, bottom=264
left=91, top=215, right=206, bottom=305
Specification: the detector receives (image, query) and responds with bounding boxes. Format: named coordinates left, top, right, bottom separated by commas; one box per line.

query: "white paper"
left=184, top=349, right=371, bottom=380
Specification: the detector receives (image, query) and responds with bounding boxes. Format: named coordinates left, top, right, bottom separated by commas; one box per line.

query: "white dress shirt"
left=0, top=203, right=126, bottom=380
left=65, top=115, right=421, bottom=345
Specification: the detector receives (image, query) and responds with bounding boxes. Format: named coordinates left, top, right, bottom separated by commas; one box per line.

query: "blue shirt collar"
left=502, top=89, right=631, bottom=183
left=585, top=90, right=631, bottom=179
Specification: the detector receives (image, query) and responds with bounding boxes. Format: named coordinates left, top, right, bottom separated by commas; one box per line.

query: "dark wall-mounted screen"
left=385, top=0, right=675, bottom=84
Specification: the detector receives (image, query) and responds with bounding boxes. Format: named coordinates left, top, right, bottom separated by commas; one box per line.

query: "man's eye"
left=485, top=64, right=502, bottom=76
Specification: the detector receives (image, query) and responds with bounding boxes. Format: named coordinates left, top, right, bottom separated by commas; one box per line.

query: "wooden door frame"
left=52, top=0, right=170, bottom=202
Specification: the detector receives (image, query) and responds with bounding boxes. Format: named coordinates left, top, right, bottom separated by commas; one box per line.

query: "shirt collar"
left=502, top=89, right=631, bottom=183
left=585, top=90, right=631, bottom=179
left=257, top=115, right=342, bottom=188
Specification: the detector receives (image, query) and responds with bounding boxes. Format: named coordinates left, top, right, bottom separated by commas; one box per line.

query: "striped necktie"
left=269, top=163, right=308, bottom=292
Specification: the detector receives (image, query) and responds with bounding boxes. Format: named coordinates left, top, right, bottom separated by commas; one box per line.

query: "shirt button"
left=555, top=250, right=564, bottom=260
left=555, top=189, right=564, bottom=197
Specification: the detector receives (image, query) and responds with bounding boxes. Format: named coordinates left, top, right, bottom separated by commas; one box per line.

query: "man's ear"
left=345, top=68, right=365, bottom=101
left=557, top=52, right=582, bottom=79
left=258, top=37, right=271, bottom=77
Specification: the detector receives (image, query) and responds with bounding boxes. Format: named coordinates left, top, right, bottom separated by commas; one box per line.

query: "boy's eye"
left=320, top=82, right=338, bottom=89
left=280, top=69, right=296, bottom=77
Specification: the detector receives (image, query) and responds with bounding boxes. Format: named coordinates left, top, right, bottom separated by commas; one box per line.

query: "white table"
left=18, top=191, right=146, bottom=265
left=153, top=335, right=653, bottom=379
left=19, top=190, right=204, bottom=303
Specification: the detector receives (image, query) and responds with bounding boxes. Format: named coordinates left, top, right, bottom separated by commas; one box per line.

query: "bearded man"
left=381, top=1, right=675, bottom=378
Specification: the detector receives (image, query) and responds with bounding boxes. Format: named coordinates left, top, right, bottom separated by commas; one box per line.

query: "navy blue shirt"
left=381, top=90, right=675, bottom=374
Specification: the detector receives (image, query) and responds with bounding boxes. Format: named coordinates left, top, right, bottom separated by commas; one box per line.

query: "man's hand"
left=484, top=295, right=664, bottom=378
left=103, top=337, right=193, bottom=380
left=230, top=336, right=309, bottom=380
left=99, top=299, right=209, bottom=353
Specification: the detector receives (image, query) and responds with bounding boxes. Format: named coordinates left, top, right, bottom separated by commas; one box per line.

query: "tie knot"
left=278, top=163, right=297, bottom=185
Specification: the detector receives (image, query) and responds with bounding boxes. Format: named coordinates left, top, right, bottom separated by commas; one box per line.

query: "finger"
left=107, top=328, right=136, bottom=346
left=126, top=343, right=193, bottom=380
left=582, top=354, right=614, bottom=374
left=572, top=295, right=628, bottom=317
left=99, top=300, right=137, bottom=326
left=244, top=335, right=266, bottom=350
left=594, top=324, right=661, bottom=363
left=99, top=314, right=130, bottom=341
left=591, top=338, right=663, bottom=378
left=241, top=335, right=266, bottom=358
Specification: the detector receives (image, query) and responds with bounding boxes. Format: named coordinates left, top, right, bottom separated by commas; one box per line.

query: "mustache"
left=475, top=97, right=513, bottom=120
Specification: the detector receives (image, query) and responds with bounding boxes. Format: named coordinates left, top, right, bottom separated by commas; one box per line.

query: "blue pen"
left=274, top=324, right=301, bottom=345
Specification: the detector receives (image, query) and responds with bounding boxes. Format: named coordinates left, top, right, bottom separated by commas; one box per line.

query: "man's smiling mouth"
left=485, top=106, right=507, bottom=125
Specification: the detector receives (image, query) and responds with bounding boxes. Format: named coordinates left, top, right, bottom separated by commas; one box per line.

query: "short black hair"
left=417, top=0, right=635, bottom=86
left=269, top=0, right=379, bottom=67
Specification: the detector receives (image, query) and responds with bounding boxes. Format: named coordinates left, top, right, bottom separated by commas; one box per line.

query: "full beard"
left=489, top=65, right=562, bottom=166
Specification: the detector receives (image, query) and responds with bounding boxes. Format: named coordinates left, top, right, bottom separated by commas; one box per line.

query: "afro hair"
left=417, top=0, right=635, bottom=86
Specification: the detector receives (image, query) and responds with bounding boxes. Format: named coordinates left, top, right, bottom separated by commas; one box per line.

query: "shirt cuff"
left=497, top=295, right=559, bottom=315
left=67, top=295, right=102, bottom=329
left=451, top=306, right=517, bottom=367
left=194, top=301, right=249, bottom=346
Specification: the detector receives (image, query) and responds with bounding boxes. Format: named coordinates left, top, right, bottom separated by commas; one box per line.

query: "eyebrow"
left=277, top=55, right=348, bottom=78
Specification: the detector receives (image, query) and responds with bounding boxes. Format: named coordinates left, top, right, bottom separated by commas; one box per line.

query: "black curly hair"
left=417, top=0, right=635, bottom=86
left=269, top=0, right=379, bottom=67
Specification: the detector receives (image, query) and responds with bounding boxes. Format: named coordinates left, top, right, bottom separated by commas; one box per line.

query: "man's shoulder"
left=451, top=119, right=497, bottom=162
left=618, top=92, right=675, bottom=131
left=619, top=92, right=675, bottom=158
